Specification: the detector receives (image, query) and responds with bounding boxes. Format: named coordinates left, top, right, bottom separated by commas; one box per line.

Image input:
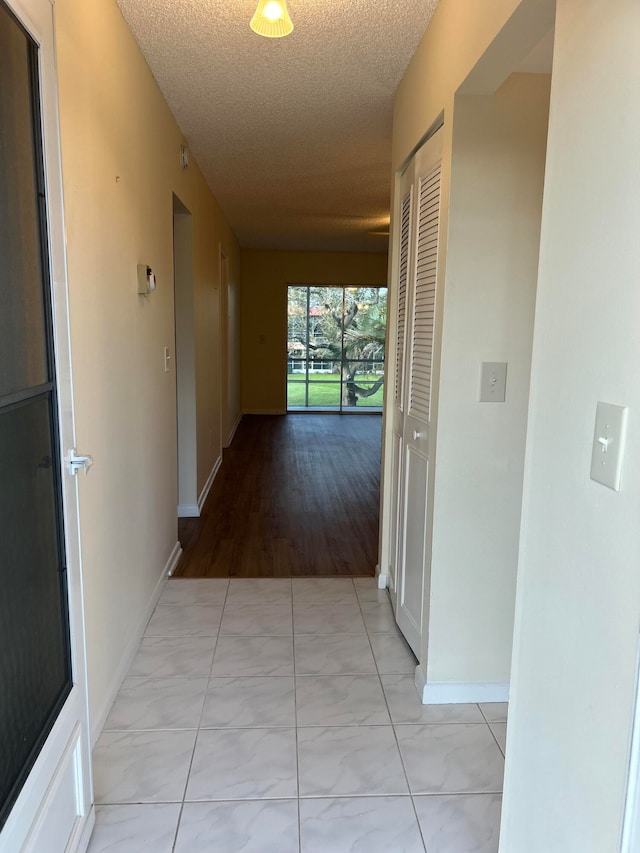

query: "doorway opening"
left=173, top=195, right=198, bottom=517
left=287, top=285, right=388, bottom=413
left=174, top=413, right=382, bottom=577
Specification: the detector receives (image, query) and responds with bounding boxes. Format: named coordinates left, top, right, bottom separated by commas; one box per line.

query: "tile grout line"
left=102, top=720, right=503, bottom=733
left=290, top=580, right=302, bottom=853
left=355, top=583, right=428, bottom=852
left=96, top=579, right=403, bottom=849
left=170, top=577, right=231, bottom=853
left=96, top=582, right=224, bottom=848
left=95, top=789, right=503, bottom=806
left=487, top=723, right=506, bottom=760
left=96, top=579, right=504, bottom=849
left=478, top=704, right=507, bottom=760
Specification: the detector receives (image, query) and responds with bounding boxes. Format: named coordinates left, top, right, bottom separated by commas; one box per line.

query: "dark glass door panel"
left=0, top=397, right=71, bottom=825
left=0, top=1, right=49, bottom=398
left=0, top=0, right=72, bottom=830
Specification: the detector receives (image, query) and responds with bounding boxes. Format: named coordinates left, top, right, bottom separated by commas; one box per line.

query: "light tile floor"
left=89, top=577, right=507, bottom=852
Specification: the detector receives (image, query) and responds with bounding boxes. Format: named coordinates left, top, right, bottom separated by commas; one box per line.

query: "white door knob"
left=413, top=430, right=424, bottom=441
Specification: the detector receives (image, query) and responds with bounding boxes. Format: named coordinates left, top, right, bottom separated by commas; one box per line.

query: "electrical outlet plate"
left=590, top=402, right=628, bottom=491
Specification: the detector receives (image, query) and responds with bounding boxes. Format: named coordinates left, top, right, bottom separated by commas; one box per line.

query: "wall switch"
left=163, top=346, right=171, bottom=373
left=590, top=402, right=628, bottom=491
left=480, top=362, right=507, bottom=402
left=137, top=264, right=156, bottom=295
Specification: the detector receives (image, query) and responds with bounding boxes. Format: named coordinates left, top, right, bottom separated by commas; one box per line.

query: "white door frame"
left=385, top=162, right=414, bottom=607
left=620, top=637, right=640, bottom=851
left=392, top=129, right=443, bottom=659
left=0, top=0, right=93, bottom=849
left=173, top=196, right=198, bottom=517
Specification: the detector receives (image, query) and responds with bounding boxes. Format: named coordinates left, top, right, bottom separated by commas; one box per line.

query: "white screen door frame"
left=0, top=0, right=93, bottom=850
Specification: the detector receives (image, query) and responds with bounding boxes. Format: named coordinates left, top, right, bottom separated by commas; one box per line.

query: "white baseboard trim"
left=415, top=663, right=427, bottom=698
left=243, top=409, right=287, bottom=415
left=226, top=412, right=242, bottom=447
left=415, top=665, right=509, bottom=705
left=178, top=503, right=199, bottom=518
left=90, top=542, right=182, bottom=746
left=165, top=541, right=184, bottom=578
left=197, top=455, right=222, bottom=513
left=375, top=564, right=389, bottom=590
left=178, top=455, right=223, bottom=518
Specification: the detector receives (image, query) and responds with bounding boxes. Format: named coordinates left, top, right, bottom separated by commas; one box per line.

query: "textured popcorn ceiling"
left=115, top=0, right=440, bottom=252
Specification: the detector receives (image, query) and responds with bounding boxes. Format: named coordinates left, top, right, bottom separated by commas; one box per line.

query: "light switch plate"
left=480, top=362, right=507, bottom=402
left=137, top=264, right=156, bottom=295
left=590, top=402, right=628, bottom=491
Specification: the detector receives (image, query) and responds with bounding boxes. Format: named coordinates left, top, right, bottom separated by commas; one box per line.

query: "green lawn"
left=287, top=373, right=384, bottom=409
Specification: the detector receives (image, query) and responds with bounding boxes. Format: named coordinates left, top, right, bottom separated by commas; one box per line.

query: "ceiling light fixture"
left=250, top=0, right=294, bottom=38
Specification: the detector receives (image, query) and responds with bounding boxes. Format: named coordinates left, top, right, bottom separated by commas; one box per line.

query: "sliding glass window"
left=287, top=285, right=387, bottom=412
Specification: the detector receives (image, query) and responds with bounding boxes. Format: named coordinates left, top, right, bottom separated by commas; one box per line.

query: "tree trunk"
left=341, top=366, right=358, bottom=406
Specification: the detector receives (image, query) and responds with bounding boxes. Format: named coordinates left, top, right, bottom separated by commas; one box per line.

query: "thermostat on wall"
left=137, top=264, right=156, bottom=295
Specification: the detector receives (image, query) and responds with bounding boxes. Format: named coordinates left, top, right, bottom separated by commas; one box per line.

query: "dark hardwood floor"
left=174, top=414, right=382, bottom=577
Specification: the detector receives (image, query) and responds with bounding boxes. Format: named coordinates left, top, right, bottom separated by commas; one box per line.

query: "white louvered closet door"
left=408, top=163, right=440, bottom=425
left=394, top=186, right=412, bottom=410
left=394, top=128, right=443, bottom=657
left=388, top=161, right=414, bottom=609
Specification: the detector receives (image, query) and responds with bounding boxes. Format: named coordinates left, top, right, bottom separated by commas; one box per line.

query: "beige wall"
left=426, top=73, right=550, bottom=686
left=382, top=0, right=554, bottom=683
left=55, top=0, right=240, bottom=735
left=380, top=0, right=554, bottom=597
left=391, top=0, right=553, bottom=168
left=501, top=1, right=640, bottom=848
left=388, top=0, right=640, bottom=842
left=240, top=250, right=388, bottom=413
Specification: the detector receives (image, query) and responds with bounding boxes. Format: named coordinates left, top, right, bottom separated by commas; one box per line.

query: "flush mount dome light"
left=250, top=0, right=294, bottom=38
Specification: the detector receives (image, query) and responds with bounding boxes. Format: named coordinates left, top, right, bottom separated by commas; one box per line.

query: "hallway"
left=90, top=577, right=505, bottom=851
left=176, top=415, right=382, bottom=578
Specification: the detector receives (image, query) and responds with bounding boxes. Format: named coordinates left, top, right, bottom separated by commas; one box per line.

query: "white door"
left=0, top=0, right=93, bottom=850
left=393, top=129, right=443, bottom=657
left=387, top=161, right=414, bottom=608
